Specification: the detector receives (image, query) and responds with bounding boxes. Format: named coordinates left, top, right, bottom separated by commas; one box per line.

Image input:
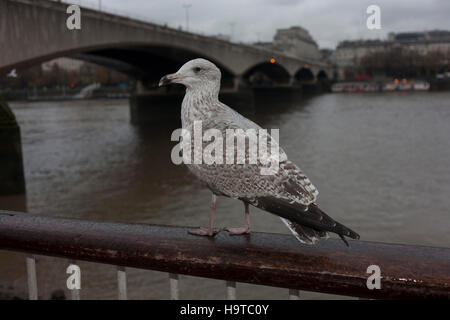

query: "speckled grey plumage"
left=182, top=99, right=318, bottom=207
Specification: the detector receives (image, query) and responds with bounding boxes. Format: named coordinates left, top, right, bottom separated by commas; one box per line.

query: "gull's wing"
left=183, top=104, right=359, bottom=245
left=184, top=108, right=318, bottom=207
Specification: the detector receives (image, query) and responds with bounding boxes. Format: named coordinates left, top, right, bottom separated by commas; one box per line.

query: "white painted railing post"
left=117, top=266, right=127, bottom=300
left=26, top=256, right=38, bottom=300
left=289, top=289, right=300, bottom=300
left=226, top=281, right=236, bottom=300
left=169, top=273, right=179, bottom=300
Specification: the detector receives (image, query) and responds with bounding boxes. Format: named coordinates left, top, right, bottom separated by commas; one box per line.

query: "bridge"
left=0, top=0, right=329, bottom=89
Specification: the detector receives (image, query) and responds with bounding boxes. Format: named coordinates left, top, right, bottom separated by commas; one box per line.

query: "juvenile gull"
left=159, top=58, right=360, bottom=246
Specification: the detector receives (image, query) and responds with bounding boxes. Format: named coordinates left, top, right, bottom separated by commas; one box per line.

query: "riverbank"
left=332, top=79, right=450, bottom=93
left=0, top=86, right=132, bottom=101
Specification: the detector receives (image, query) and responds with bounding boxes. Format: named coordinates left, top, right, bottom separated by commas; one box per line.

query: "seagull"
left=159, top=58, right=360, bottom=246
left=7, top=69, right=17, bottom=78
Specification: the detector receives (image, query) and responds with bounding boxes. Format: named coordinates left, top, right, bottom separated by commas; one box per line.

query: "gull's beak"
left=159, top=73, right=182, bottom=87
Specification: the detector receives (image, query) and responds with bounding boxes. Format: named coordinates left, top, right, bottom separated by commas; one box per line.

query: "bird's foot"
left=188, top=227, right=220, bottom=237
left=226, top=227, right=250, bottom=235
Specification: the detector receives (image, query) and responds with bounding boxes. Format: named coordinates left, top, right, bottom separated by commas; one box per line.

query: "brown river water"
left=1, top=92, right=449, bottom=299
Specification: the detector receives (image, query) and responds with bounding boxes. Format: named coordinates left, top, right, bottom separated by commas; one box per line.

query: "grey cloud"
left=82, top=0, right=449, bottom=48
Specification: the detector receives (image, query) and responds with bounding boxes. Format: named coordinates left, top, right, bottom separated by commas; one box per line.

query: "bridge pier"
left=288, top=76, right=295, bottom=86
left=136, top=81, right=149, bottom=95
left=130, top=93, right=183, bottom=126
left=301, top=81, right=323, bottom=94
left=0, top=97, right=26, bottom=196
left=233, top=76, right=242, bottom=91
left=251, top=86, right=303, bottom=106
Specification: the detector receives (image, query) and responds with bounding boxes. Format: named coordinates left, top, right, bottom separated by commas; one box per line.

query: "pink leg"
left=226, top=202, right=251, bottom=235
left=188, top=194, right=220, bottom=237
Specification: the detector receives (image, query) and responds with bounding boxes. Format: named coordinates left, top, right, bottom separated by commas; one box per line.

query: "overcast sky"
left=79, top=0, right=450, bottom=48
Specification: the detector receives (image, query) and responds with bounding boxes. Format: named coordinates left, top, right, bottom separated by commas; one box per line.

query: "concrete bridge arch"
left=71, top=42, right=239, bottom=88
left=241, top=61, right=291, bottom=86
left=295, top=66, right=315, bottom=83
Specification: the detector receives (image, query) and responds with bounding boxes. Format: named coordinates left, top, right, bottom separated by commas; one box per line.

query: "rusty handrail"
left=0, top=210, right=448, bottom=299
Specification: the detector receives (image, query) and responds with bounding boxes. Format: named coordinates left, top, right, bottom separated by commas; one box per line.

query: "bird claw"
left=188, top=227, right=220, bottom=237
left=226, top=227, right=250, bottom=235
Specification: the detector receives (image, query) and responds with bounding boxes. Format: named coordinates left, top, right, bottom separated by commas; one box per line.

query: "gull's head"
left=159, top=58, right=221, bottom=91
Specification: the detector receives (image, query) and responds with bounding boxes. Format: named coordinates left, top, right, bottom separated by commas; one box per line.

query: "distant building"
left=335, top=30, right=450, bottom=80
left=320, top=48, right=337, bottom=79
left=39, top=57, right=130, bottom=86
left=335, top=40, right=387, bottom=66
left=388, top=30, right=450, bottom=42
left=320, top=48, right=335, bottom=63
left=387, top=30, right=450, bottom=55
left=272, top=26, right=320, bottom=62
left=42, top=57, right=84, bottom=72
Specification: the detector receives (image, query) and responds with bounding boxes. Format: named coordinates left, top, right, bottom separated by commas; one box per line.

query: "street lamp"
left=182, top=4, right=192, bottom=31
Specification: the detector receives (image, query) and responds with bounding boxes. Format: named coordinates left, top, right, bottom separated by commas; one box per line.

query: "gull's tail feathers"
left=250, top=196, right=360, bottom=247
left=280, top=218, right=328, bottom=245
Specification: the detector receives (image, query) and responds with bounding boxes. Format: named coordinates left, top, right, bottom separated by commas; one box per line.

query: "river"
left=1, top=91, right=449, bottom=299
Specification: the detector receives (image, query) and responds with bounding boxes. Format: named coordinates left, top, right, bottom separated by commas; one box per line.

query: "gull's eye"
left=193, top=67, right=202, bottom=73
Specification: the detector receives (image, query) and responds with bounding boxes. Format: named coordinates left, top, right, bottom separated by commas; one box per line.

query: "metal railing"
left=0, top=210, right=449, bottom=300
